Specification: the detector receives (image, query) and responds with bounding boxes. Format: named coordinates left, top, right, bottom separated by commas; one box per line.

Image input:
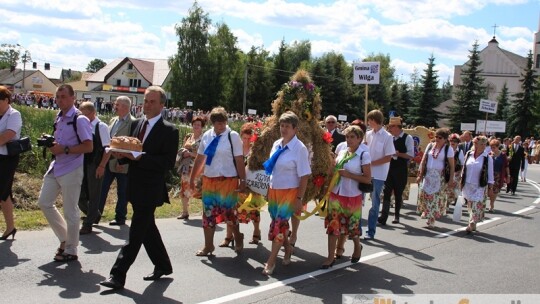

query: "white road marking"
left=197, top=251, right=390, bottom=304
left=513, top=206, right=536, bottom=214
left=435, top=217, right=501, bottom=238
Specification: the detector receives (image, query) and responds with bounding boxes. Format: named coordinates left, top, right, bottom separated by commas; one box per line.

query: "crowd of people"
left=0, top=83, right=537, bottom=290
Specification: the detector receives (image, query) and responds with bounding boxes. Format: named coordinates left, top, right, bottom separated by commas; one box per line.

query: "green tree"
left=408, top=55, right=441, bottom=127
left=495, top=83, right=510, bottom=122
left=507, top=51, right=538, bottom=137
left=284, top=40, right=311, bottom=71
left=86, top=58, right=106, bottom=73
left=272, top=39, right=290, bottom=93
left=207, top=23, right=240, bottom=109
left=447, top=41, right=486, bottom=132
left=439, top=77, right=453, bottom=103
left=168, top=1, right=211, bottom=109
left=0, top=44, right=20, bottom=70
left=243, top=46, right=274, bottom=115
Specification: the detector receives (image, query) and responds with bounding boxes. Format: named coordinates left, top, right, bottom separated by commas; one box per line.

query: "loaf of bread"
left=110, top=136, right=143, bottom=152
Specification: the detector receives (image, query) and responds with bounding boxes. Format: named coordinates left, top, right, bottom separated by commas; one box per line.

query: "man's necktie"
left=204, top=134, right=222, bottom=165
left=137, top=120, right=148, bottom=142
left=263, top=145, right=288, bottom=175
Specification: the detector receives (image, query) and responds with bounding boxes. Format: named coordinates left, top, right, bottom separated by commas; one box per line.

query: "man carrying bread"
left=100, top=86, right=179, bottom=290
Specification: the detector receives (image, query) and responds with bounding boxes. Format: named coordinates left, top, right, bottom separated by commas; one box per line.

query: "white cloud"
left=232, top=28, right=264, bottom=50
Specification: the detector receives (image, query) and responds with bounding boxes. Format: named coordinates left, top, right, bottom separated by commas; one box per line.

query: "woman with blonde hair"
left=416, top=128, right=455, bottom=228
left=321, top=125, right=371, bottom=268
left=461, top=136, right=494, bottom=233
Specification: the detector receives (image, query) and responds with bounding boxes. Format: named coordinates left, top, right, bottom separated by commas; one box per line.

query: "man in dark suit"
left=506, top=135, right=525, bottom=195
left=458, top=131, right=473, bottom=155
left=100, top=86, right=179, bottom=290
left=325, top=115, right=345, bottom=153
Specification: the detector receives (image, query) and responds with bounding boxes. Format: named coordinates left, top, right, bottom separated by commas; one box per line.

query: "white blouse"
left=426, top=143, right=454, bottom=171
left=332, top=144, right=371, bottom=197
left=269, top=135, right=311, bottom=189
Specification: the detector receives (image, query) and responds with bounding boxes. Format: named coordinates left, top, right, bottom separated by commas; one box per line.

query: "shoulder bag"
left=357, top=151, right=373, bottom=193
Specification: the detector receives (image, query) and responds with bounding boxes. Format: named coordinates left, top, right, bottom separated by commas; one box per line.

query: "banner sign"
left=479, top=99, right=498, bottom=114
left=246, top=169, right=270, bottom=196
left=476, top=120, right=506, bottom=133
left=353, top=62, right=380, bottom=84
left=186, top=101, right=193, bottom=106
left=338, top=115, right=347, bottom=121
left=248, top=109, right=257, bottom=115
left=460, top=123, right=476, bottom=131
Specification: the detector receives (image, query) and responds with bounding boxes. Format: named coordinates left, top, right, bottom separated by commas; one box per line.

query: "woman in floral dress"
left=461, top=135, right=494, bottom=233
left=416, top=128, right=455, bottom=228
left=321, top=125, right=371, bottom=268
left=176, top=116, right=204, bottom=220
left=445, top=133, right=464, bottom=209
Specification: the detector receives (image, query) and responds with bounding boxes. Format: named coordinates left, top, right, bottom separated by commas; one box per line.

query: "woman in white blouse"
left=0, top=86, right=22, bottom=240
left=321, top=125, right=371, bottom=269
left=446, top=133, right=465, bottom=208
left=262, top=111, right=311, bottom=275
left=416, top=128, right=455, bottom=228
left=461, top=135, right=494, bottom=233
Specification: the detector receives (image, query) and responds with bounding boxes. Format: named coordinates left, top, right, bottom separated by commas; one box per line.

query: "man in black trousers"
left=100, top=86, right=179, bottom=289
left=378, top=117, right=414, bottom=225
left=506, top=135, right=525, bottom=195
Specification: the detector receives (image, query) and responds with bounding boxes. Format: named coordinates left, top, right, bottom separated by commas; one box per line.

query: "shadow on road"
left=100, top=278, right=181, bottom=303
left=37, top=261, right=105, bottom=299
left=0, top=240, right=30, bottom=270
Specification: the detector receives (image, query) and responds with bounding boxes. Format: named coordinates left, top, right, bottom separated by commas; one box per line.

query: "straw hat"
left=388, top=117, right=402, bottom=126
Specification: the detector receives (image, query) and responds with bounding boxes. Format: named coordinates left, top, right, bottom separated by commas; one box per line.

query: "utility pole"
left=242, top=64, right=248, bottom=115
left=17, top=44, right=31, bottom=93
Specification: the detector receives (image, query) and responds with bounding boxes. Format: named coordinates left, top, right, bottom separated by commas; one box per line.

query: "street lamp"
left=16, top=44, right=31, bottom=93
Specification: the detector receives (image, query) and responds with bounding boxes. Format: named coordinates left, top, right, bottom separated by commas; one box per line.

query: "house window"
left=129, top=79, right=142, bottom=87
left=536, top=54, right=540, bottom=69
left=137, top=79, right=142, bottom=87
left=128, top=63, right=133, bottom=70
left=116, top=79, right=121, bottom=86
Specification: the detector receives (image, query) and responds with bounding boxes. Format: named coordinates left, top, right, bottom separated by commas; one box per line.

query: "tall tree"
left=168, top=1, right=211, bottom=109
left=408, top=55, right=441, bottom=127
left=243, top=46, right=274, bottom=115
left=284, top=40, right=311, bottom=71
left=400, top=83, right=412, bottom=122
left=495, top=82, right=510, bottom=122
left=0, top=44, right=20, bottom=70
left=86, top=58, right=106, bottom=73
left=507, top=51, right=538, bottom=137
left=206, top=23, right=240, bottom=109
left=272, top=39, right=290, bottom=93
left=439, top=77, right=453, bottom=103
left=447, top=41, right=487, bottom=132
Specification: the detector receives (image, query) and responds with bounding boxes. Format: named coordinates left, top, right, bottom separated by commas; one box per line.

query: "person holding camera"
left=37, top=84, right=93, bottom=262
left=0, top=86, right=22, bottom=240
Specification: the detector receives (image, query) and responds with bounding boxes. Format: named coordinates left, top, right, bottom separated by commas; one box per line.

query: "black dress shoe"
left=392, top=219, right=400, bottom=224
left=109, top=220, right=126, bottom=226
left=377, top=218, right=386, bottom=226
left=100, top=277, right=124, bottom=289
left=143, top=269, right=172, bottom=281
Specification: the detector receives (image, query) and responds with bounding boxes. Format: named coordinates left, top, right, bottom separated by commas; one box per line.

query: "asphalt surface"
left=1, top=165, right=539, bottom=304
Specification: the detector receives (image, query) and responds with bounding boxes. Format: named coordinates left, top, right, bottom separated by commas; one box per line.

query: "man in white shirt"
left=364, top=110, right=395, bottom=239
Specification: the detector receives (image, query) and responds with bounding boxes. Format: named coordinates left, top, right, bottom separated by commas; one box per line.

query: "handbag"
left=357, top=151, right=373, bottom=193
left=6, top=136, right=32, bottom=156
left=452, top=195, right=463, bottom=222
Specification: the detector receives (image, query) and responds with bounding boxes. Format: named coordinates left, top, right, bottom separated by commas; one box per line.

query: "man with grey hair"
left=325, top=115, right=345, bottom=153
left=98, top=96, right=136, bottom=226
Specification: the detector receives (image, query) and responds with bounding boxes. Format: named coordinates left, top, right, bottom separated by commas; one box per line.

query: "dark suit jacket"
left=127, top=117, right=179, bottom=206
left=458, top=141, right=472, bottom=155
left=330, top=130, right=345, bottom=152
left=508, top=144, right=526, bottom=171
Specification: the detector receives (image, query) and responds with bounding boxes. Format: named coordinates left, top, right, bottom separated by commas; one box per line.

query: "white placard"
left=248, top=109, right=257, bottom=115
left=186, top=101, right=193, bottom=106
left=353, top=62, right=380, bottom=84
left=476, top=120, right=506, bottom=133
left=479, top=99, right=498, bottom=114
left=460, top=123, right=476, bottom=131
left=338, top=115, right=347, bottom=121
left=245, top=169, right=270, bottom=196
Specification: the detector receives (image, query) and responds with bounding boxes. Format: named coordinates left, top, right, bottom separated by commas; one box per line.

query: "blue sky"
left=0, top=0, right=538, bottom=84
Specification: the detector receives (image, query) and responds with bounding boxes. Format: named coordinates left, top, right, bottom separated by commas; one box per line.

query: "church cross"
left=492, top=24, right=498, bottom=37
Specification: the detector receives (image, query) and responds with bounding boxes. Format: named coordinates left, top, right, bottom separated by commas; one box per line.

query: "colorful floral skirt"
left=417, top=169, right=446, bottom=224
left=324, top=192, right=362, bottom=237
left=267, top=188, right=298, bottom=242
left=445, top=172, right=462, bottom=203
left=463, top=182, right=487, bottom=225
left=492, top=172, right=504, bottom=194
left=201, top=176, right=239, bottom=228
left=237, top=192, right=263, bottom=224
left=180, top=172, right=202, bottom=199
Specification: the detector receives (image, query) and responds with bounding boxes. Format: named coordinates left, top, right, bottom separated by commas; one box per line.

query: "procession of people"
left=0, top=72, right=535, bottom=291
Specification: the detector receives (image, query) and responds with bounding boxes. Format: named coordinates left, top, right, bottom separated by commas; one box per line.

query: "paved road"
left=2, top=166, right=539, bottom=304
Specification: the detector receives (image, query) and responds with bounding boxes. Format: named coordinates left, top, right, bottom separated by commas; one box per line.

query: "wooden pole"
left=364, top=84, right=368, bottom=123
left=483, top=112, right=488, bottom=135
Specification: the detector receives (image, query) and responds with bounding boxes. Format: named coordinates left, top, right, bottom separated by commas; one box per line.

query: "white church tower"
left=534, top=14, right=540, bottom=71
